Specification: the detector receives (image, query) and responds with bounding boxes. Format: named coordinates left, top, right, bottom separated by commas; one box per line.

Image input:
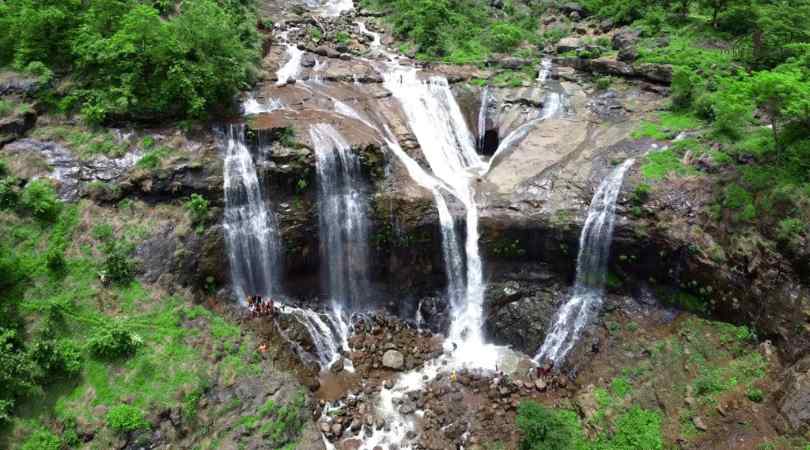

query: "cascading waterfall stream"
left=383, top=67, right=496, bottom=366
left=223, top=125, right=282, bottom=303
left=535, top=159, right=635, bottom=365
left=276, top=43, right=304, bottom=85
left=311, top=123, right=372, bottom=363
left=478, top=86, right=491, bottom=152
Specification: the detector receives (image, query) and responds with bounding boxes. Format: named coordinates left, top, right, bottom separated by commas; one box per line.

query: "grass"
left=0, top=198, right=277, bottom=449
left=567, top=314, right=773, bottom=447
left=640, top=149, right=696, bottom=181
left=32, top=125, right=129, bottom=160
left=632, top=112, right=703, bottom=140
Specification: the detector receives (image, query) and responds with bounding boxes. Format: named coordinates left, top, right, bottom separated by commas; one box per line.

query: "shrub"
left=595, top=76, right=613, bottom=90
left=489, top=22, right=524, bottom=53
left=747, top=386, right=764, bottom=402
left=0, top=176, right=19, bottom=210
left=20, top=429, right=61, bottom=450
left=776, top=218, right=805, bottom=242
left=335, top=31, right=351, bottom=45
left=28, top=339, right=82, bottom=379
left=88, top=324, right=142, bottom=360
left=184, top=193, right=209, bottom=224
left=136, top=146, right=171, bottom=170
left=599, top=407, right=663, bottom=450
left=631, top=183, right=652, bottom=205
left=106, top=404, right=149, bottom=433
left=102, top=240, right=136, bottom=284
left=20, top=180, right=61, bottom=221
left=0, top=330, right=38, bottom=421
left=1, top=0, right=259, bottom=123
left=516, top=401, right=583, bottom=450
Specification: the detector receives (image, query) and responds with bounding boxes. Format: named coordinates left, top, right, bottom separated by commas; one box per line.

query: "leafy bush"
left=631, top=183, right=652, bottom=205
left=28, top=339, right=82, bottom=378
left=598, top=407, right=663, bottom=450
left=516, top=401, right=583, bottom=450
left=136, top=146, right=171, bottom=170
left=489, top=22, right=524, bottom=53
left=106, top=404, right=149, bottom=432
left=20, top=429, right=61, bottom=450
left=0, top=176, right=19, bottom=210
left=776, top=218, right=805, bottom=242
left=0, top=330, right=38, bottom=423
left=185, top=193, right=209, bottom=224
left=363, top=0, right=534, bottom=62
left=336, top=31, right=351, bottom=45
left=102, top=239, right=136, bottom=284
left=88, top=324, right=142, bottom=360
left=747, top=386, right=764, bottom=402
left=595, top=76, right=613, bottom=90
left=20, top=180, right=61, bottom=221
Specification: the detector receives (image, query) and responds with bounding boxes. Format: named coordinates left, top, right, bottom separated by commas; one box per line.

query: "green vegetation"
left=184, top=193, right=210, bottom=228
left=0, top=0, right=260, bottom=124
left=136, top=146, right=173, bottom=170
left=516, top=401, right=584, bottom=450
left=586, top=0, right=810, bottom=240
left=32, top=126, right=129, bottom=159
left=0, top=160, right=297, bottom=448
left=516, top=317, right=770, bottom=449
left=359, top=0, right=544, bottom=63
left=106, top=404, right=149, bottom=433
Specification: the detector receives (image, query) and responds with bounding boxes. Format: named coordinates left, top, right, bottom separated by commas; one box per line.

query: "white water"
left=481, top=58, right=568, bottom=175
left=478, top=86, right=491, bottom=152
left=278, top=304, right=345, bottom=368
left=311, top=123, right=372, bottom=311
left=276, top=44, right=304, bottom=85
left=383, top=66, right=509, bottom=369
left=223, top=125, right=282, bottom=302
left=310, top=123, right=371, bottom=367
left=535, top=159, right=635, bottom=365
left=242, top=95, right=283, bottom=115
left=316, top=0, right=353, bottom=16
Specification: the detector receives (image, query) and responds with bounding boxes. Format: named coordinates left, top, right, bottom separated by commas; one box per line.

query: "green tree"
left=748, top=69, right=810, bottom=151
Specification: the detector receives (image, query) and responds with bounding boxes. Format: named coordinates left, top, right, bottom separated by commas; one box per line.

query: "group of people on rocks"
left=247, top=294, right=274, bottom=318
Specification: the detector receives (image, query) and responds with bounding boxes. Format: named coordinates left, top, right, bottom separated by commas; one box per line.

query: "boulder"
left=556, top=37, right=582, bottom=54
left=560, top=3, right=587, bottom=18
left=498, top=57, right=533, bottom=70
left=633, top=63, right=673, bottom=84
left=779, top=355, right=810, bottom=431
left=382, top=349, right=405, bottom=370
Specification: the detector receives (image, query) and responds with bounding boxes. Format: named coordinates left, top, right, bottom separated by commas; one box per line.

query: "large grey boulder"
left=779, top=355, right=810, bottom=431
left=612, top=28, right=641, bottom=62
left=382, top=349, right=405, bottom=370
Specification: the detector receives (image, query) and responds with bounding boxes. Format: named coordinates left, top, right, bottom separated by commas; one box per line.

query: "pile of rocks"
left=348, top=313, right=444, bottom=375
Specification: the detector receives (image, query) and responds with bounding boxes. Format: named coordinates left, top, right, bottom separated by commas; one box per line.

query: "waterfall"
left=535, top=159, right=635, bottom=365
left=477, top=86, right=490, bottom=152
left=223, top=125, right=282, bottom=302
left=276, top=44, right=304, bottom=85
left=383, top=67, right=498, bottom=368
left=279, top=304, right=345, bottom=368
left=243, top=95, right=283, bottom=115
left=310, top=123, right=371, bottom=359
